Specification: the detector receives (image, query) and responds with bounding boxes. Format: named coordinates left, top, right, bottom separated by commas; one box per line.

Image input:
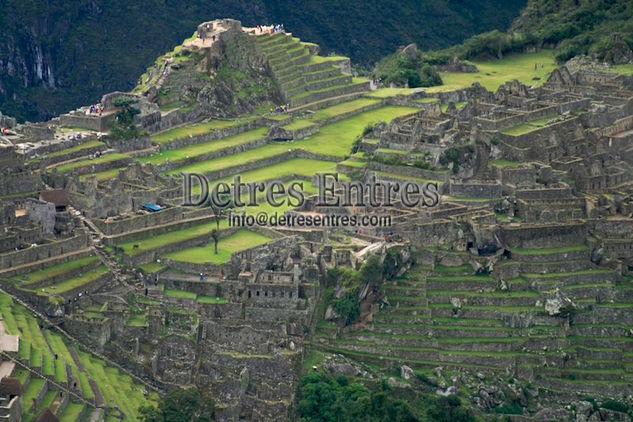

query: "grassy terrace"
left=501, top=116, right=558, bottom=136
left=139, top=127, right=268, bottom=165
left=165, top=229, right=271, bottom=264
left=307, top=97, right=381, bottom=121
left=489, top=159, right=522, bottom=168
left=53, top=152, right=129, bottom=172
left=117, top=220, right=229, bottom=255
left=13, top=256, right=99, bottom=285
left=126, top=314, right=148, bottom=327
left=27, top=265, right=109, bottom=297
left=76, top=347, right=156, bottom=420
left=437, top=50, right=557, bottom=92
left=47, top=140, right=104, bottom=159
left=150, top=118, right=256, bottom=144
left=163, top=289, right=229, bottom=305
left=169, top=106, right=418, bottom=176
left=282, top=119, right=316, bottom=131
left=512, top=245, right=588, bottom=255
left=0, top=295, right=156, bottom=420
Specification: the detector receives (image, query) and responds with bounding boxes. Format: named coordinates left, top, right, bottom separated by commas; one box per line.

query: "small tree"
left=109, top=96, right=142, bottom=140
left=210, top=229, right=219, bottom=255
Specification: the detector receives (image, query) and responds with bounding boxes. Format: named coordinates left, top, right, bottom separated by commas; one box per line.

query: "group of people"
left=86, top=104, right=104, bottom=116
left=272, top=104, right=290, bottom=113
left=256, top=24, right=284, bottom=35
left=0, top=126, right=16, bottom=136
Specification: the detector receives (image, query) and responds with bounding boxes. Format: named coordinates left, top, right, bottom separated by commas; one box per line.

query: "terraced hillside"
left=0, top=294, right=156, bottom=421
left=254, top=32, right=371, bottom=108
left=314, top=232, right=633, bottom=404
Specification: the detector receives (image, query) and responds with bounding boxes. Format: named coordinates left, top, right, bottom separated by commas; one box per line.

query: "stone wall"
left=0, top=232, right=89, bottom=269
left=158, top=119, right=267, bottom=150
left=498, top=223, right=586, bottom=249
left=367, top=162, right=450, bottom=182
left=94, top=206, right=209, bottom=236
left=155, top=137, right=269, bottom=172
left=103, top=215, right=216, bottom=246
left=449, top=181, right=503, bottom=198
left=59, top=113, right=115, bottom=132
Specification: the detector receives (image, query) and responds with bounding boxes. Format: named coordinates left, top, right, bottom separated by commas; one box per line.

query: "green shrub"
left=332, top=292, right=360, bottom=326
left=601, top=399, right=629, bottom=414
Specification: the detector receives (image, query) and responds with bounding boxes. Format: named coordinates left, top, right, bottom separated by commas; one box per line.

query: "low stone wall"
left=0, top=233, right=89, bottom=270
left=25, top=257, right=101, bottom=290
left=290, top=81, right=370, bottom=108
left=0, top=170, right=42, bottom=196
left=103, top=215, right=216, bottom=246
left=476, top=105, right=559, bottom=131
left=155, top=137, right=269, bottom=172
left=498, top=223, right=587, bottom=249
left=107, top=136, right=153, bottom=153
left=94, top=206, right=195, bottom=236
left=197, top=302, right=243, bottom=319
left=145, top=107, right=205, bottom=134
left=58, top=156, right=133, bottom=176
left=161, top=279, right=220, bottom=296
left=158, top=119, right=267, bottom=150
left=367, top=161, right=450, bottom=182
left=449, top=181, right=503, bottom=198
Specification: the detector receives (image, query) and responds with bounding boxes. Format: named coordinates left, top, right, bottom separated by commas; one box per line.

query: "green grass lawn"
left=512, top=245, right=588, bottom=255
left=14, top=256, right=99, bottom=285
left=197, top=296, right=228, bottom=304
left=165, top=229, right=271, bottom=264
left=295, top=105, right=418, bottom=157
left=609, top=63, right=633, bottom=75
left=126, top=314, right=148, bottom=327
left=59, top=401, right=84, bottom=421
left=501, top=116, right=558, bottom=135
left=31, top=265, right=108, bottom=296
left=138, top=261, right=166, bottom=274
left=164, top=288, right=197, bottom=299
left=489, top=159, right=522, bottom=168
left=437, top=50, right=557, bottom=92
left=139, top=127, right=268, bottom=165
left=117, top=220, right=229, bottom=255
left=308, top=98, right=381, bottom=121
left=54, top=152, right=129, bottom=172
left=151, top=118, right=256, bottom=144
left=211, top=159, right=338, bottom=185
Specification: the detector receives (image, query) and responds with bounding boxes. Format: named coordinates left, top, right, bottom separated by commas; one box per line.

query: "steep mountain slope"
left=0, top=0, right=524, bottom=122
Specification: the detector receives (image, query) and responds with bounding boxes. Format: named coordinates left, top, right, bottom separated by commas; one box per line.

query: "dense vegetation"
left=326, top=253, right=403, bottom=326
left=139, top=387, right=215, bottom=422
left=0, top=0, right=523, bottom=122
left=298, top=372, right=476, bottom=422
left=437, top=0, right=633, bottom=63
left=373, top=48, right=443, bottom=88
